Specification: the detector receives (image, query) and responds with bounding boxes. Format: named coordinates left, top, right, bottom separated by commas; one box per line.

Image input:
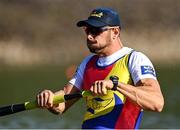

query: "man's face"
left=84, top=26, right=113, bottom=54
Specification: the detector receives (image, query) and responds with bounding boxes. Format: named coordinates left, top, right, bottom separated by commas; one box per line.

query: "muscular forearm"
left=117, top=79, right=164, bottom=112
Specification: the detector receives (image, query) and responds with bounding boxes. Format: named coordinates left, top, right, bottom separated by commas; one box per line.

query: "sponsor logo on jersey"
left=141, top=65, right=156, bottom=77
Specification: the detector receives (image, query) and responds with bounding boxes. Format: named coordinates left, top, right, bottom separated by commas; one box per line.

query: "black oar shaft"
left=0, top=104, right=25, bottom=116
left=64, top=93, right=82, bottom=100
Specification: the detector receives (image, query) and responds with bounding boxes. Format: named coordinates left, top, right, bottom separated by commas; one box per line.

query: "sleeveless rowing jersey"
left=69, top=47, right=157, bottom=129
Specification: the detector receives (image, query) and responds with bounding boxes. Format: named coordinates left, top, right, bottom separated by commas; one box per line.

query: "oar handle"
left=24, top=93, right=82, bottom=110
left=0, top=91, right=92, bottom=117
left=25, top=91, right=91, bottom=110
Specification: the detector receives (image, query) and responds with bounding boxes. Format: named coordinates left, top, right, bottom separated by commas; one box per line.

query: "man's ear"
left=113, top=28, right=120, bottom=39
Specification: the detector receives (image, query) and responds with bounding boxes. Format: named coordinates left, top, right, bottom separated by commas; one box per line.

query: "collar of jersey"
left=96, top=47, right=133, bottom=67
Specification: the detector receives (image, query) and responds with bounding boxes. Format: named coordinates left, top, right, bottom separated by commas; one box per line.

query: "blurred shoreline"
left=0, top=0, right=179, bottom=66
left=0, top=28, right=179, bottom=66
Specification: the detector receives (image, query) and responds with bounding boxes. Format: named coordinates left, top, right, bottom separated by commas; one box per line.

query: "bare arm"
left=116, top=78, right=164, bottom=112
left=37, top=83, right=81, bottom=115
left=90, top=78, right=164, bottom=112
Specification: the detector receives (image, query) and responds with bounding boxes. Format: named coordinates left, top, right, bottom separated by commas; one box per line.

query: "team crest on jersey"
left=86, top=97, right=113, bottom=114
left=141, top=65, right=156, bottom=77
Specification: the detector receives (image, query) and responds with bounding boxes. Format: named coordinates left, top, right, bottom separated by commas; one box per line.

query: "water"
left=0, top=64, right=180, bottom=129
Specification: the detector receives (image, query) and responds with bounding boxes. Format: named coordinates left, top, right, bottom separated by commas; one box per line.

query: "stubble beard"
left=87, top=31, right=112, bottom=54
left=87, top=40, right=106, bottom=54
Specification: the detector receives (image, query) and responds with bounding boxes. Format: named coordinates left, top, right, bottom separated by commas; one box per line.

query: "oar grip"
left=24, top=101, right=38, bottom=110
left=25, top=95, right=66, bottom=110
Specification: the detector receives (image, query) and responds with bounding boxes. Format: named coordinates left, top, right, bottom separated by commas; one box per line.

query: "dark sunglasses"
left=84, top=26, right=110, bottom=36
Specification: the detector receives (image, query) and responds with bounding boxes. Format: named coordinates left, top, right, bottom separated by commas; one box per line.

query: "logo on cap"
left=77, top=7, right=121, bottom=28
left=90, top=11, right=103, bottom=18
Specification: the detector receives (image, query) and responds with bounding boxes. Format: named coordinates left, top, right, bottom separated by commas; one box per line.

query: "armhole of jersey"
left=127, top=50, right=135, bottom=85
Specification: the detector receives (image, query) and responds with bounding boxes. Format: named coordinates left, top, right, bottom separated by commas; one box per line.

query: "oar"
left=0, top=91, right=91, bottom=117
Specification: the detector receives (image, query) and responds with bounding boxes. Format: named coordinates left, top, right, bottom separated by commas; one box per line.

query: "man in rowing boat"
left=37, top=7, right=164, bottom=129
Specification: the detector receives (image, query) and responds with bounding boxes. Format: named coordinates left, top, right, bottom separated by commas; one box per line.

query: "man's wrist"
left=48, top=108, right=60, bottom=115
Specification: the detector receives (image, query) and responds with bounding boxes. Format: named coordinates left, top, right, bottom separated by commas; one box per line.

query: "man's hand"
left=36, top=90, right=55, bottom=108
left=90, top=80, right=113, bottom=95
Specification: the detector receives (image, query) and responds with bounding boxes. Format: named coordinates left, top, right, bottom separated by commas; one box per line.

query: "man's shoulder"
left=129, top=51, right=151, bottom=62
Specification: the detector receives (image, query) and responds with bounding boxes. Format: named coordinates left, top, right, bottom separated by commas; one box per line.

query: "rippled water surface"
left=0, top=65, right=180, bottom=129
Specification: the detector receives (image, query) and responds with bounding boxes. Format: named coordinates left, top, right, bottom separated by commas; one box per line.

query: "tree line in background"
left=0, top=0, right=179, bottom=44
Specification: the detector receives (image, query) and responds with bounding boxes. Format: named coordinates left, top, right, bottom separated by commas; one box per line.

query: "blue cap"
left=77, top=7, right=121, bottom=28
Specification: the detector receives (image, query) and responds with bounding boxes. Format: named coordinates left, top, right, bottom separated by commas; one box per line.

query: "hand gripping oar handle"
left=0, top=91, right=91, bottom=117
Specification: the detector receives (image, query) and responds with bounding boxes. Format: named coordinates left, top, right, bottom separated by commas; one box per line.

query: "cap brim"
left=76, top=19, right=107, bottom=27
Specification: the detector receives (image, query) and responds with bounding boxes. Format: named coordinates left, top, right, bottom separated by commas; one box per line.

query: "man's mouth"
left=87, top=39, right=97, bottom=45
